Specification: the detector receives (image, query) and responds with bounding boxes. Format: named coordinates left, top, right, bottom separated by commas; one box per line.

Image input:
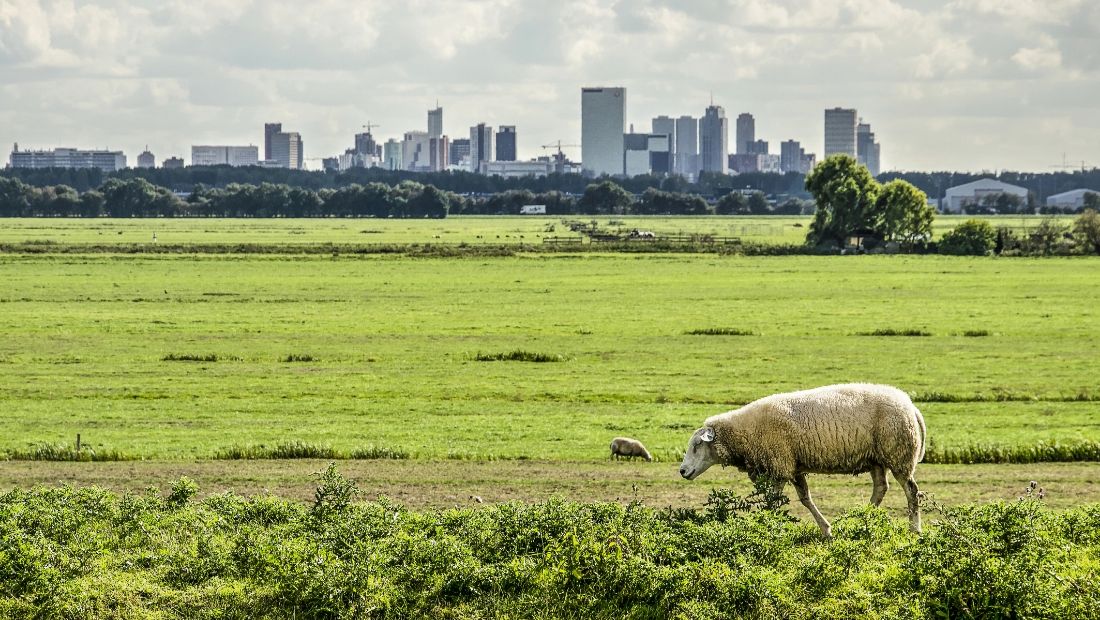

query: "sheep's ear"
left=701, top=428, right=715, bottom=442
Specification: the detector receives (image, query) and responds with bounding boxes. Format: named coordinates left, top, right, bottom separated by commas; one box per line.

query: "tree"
left=578, top=181, right=634, bottom=215
left=938, top=219, right=996, bottom=255
left=804, top=154, right=880, bottom=247
left=0, top=176, right=30, bottom=217
left=715, top=191, right=748, bottom=215
left=1074, top=209, right=1100, bottom=255
left=1084, top=191, right=1100, bottom=212
left=876, top=180, right=935, bottom=250
left=747, top=191, right=770, bottom=214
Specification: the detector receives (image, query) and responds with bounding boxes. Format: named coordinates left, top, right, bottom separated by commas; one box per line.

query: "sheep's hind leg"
left=869, top=464, right=889, bottom=507
left=892, top=470, right=922, bottom=534
left=793, top=474, right=832, bottom=538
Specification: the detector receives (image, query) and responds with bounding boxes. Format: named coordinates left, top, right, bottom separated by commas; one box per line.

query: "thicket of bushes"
left=1, top=466, right=1097, bottom=618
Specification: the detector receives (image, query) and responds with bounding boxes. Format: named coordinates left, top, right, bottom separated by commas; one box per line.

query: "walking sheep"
left=678, top=383, right=926, bottom=537
left=610, top=437, right=653, bottom=462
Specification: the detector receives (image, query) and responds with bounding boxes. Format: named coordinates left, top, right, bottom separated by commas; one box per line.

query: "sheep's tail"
left=915, top=405, right=927, bottom=463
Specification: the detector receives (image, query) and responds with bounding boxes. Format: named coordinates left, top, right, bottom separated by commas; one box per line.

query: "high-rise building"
left=824, top=108, right=857, bottom=158
left=137, top=147, right=155, bottom=168
left=403, top=131, right=431, bottom=171
left=747, top=140, right=768, bottom=155
left=264, top=123, right=281, bottom=161
left=581, top=87, right=626, bottom=176
left=271, top=132, right=303, bottom=169
left=449, top=138, right=470, bottom=167
left=674, top=116, right=698, bottom=177
left=857, top=120, right=881, bottom=177
left=383, top=139, right=402, bottom=170
left=10, top=145, right=127, bottom=171
left=354, top=132, right=378, bottom=158
left=470, top=123, right=494, bottom=173
left=735, top=113, right=755, bottom=155
left=191, top=145, right=259, bottom=167
left=428, top=106, right=443, bottom=138
left=780, top=140, right=802, bottom=173
left=652, top=116, right=676, bottom=172
left=162, top=157, right=185, bottom=169
left=495, top=126, right=516, bottom=162
left=699, top=105, right=728, bottom=174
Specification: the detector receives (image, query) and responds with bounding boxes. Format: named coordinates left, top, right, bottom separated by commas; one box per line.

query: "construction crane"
left=541, top=141, right=580, bottom=174
left=361, top=121, right=381, bottom=134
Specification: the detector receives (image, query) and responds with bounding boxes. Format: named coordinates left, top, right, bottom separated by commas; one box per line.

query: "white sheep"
left=610, top=437, right=653, bottom=462
left=679, top=383, right=926, bottom=537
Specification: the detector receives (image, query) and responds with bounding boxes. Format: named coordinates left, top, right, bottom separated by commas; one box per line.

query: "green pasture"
left=0, top=214, right=1076, bottom=247
left=1, top=250, right=1098, bottom=460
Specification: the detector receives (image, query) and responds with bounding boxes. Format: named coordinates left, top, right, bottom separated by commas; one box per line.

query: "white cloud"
left=0, top=0, right=1096, bottom=172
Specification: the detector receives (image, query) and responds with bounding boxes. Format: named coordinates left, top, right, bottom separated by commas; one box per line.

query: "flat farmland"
left=0, top=214, right=1075, bottom=247
left=0, top=251, right=1097, bottom=463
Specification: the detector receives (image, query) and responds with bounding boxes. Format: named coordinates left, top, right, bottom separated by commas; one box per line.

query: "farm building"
left=942, top=179, right=1027, bottom=213
left=1046, top=188, right=1098, bottom=209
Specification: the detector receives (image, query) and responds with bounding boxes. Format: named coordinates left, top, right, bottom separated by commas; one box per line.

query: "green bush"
left=0, top=470, right=1097, bottom=617
left=939, top=218, right=997, bottom=255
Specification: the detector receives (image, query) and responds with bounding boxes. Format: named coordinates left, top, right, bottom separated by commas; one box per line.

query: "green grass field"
left=1, top=242, right=1097, bottom=461
left=0, top=214, right=1076, bottom=247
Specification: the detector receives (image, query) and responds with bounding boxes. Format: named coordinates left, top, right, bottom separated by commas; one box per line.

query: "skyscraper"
left=495, top=126, right=516, bottom=162
left=857, top=120, right=881, bottom=177
left=780, top=140, right=802, bottom=173
left=652, top=116, right=676, bottom=172
left=137, top=147, right=155, bottom=169
left=747, top=140, right=768, bottom=155
left=354, top=132, right=378, bottom=158
left=383, top=139, right=402, bottom=170
left=470, top=123, right=494, bottom=173
left=735, top=113, right=755, bottom=155
left=271, top=132, right=303, bottom=169
left=264, top=123, right=281, bottom=161
left=449, top=139, right=470, bottom=167
left=428, top=106, right=443, bottom=138
left=824, top=108, right=857, bottom=158
left=674, top=116, right=698, bottom=177
left=699, top=105, right=728, bottom=174
left=581, top=87, right=626, bottom=176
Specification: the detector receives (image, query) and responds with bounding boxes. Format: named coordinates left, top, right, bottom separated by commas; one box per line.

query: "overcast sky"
left=1, top=0, right=1097, bottom=172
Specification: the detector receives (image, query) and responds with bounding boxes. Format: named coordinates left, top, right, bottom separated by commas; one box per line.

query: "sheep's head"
left=679, top=427, right=719, bottom=480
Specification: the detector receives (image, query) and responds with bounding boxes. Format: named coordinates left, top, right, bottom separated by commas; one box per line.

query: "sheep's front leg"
left=793, top=474, right=832, bottom=538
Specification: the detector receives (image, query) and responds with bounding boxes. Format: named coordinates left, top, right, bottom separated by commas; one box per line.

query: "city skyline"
left=1, top=1, right=1097, bottom=172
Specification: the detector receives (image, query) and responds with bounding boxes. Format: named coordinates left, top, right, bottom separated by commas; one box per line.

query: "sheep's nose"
left=679, top=467, right=687, bottom=477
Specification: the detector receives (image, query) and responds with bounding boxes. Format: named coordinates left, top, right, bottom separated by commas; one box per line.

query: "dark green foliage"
left=473, top=350, right=567, bottom=362
left=577, top=181, right=636, bottom=215
left=684, top=328, right=755, bottom=336
left=939, top=219, right=997, bottom=255
left=635, top=187, right=711, bottom=215
left=0, top=473, right=1097, bottom=617
left=281, top=354, right=315, bottom=362
left=963, top=329, right=990, bottom=337
left=715, top=190, right=749, bottom=215
left=804, top=154, right=882, bottom=248
left=876, top=179, right=934, bottom=250
left=858, top=329, right=932, bottom=336
left=1075, top=208, right=1100, bottom=254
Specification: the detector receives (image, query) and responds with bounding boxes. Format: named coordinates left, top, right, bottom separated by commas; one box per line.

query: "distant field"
left=0, top=251, right=1097, bottom=461
left=0, top=214, right=1077, bottom=248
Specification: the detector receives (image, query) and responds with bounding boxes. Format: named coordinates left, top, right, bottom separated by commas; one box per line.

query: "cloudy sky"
left=1, top=0, right=1097, bottom=172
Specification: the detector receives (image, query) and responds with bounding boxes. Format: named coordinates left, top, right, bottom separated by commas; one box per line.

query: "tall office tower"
left=470, top=123, right=494, bottom=173
left=735, top=113, right=755, bottom=154
left=747, top=140, right=768, bottom=154
left=137, top=148, right=155, bottom=168
left=857, top=120, right=881, bottom=177
left=383, top=139, right=402, bottom=170
left=449, top=138, right=470, bottom=166
left=354, top=132, right=377, bottom=157
left=824, top=108, right=857, bottom=158
left=699, top=105, right=728, bottom=174
left=272, top=132, right=303, bottom=169
left=495, top=126, right=517, bottom=161
left=428, top=106, right=443, bottom=138
left=581, top=87, right=626, bottom=176
left=780, top=140, right=802, bottom=173
left=264, top=123, right=281, bottom=161
left=652, top=116, right=676, bottom=170
left=674, top=116, right=698, bottom=176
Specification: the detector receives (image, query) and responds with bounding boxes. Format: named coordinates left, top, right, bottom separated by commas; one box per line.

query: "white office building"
left=943, top=179, right=1028, bottom=213
left=824, top=108, right=857, bottom=158
left=383, top=139, right=402, bottom=171
left=9, top=146, right=127, bottom=171
left=581, top=87, right=626, bottom=176
left=469, top=123, right=494, bottom=173
left=190, top=145, right=259, bottom=167
left=480, top=160, right=554, bottom=178
left=674, top=116, right=698, bottom=178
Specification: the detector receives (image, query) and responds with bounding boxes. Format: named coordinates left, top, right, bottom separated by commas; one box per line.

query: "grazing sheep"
left=610, top=437, right=653, bottom=462
left=679, top=383, right=926, bottom=537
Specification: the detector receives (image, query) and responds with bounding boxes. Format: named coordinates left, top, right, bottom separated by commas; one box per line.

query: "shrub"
left=939, top=219, right=996, bottom=255
left=282, top=353, right=315, bottom=362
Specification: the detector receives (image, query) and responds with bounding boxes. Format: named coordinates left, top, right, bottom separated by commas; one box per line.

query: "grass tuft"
left=963, top=330, right=991, bottom=337
left=684, top=328, right=755, bottom=336
left=925, top=439, right=1100, bottom=464
left=282, top=354, right=315, bottom=362
left=473, top=350, right=567, bottom=363
left=858, top=329, right=932, bottom=337
left=2, top=442, right=135, bottom=462
left=214, top=441, right=338, bottom=460
left=162, top=353, right=219, bottom=362
left=350, top=445, right=411, bottom=460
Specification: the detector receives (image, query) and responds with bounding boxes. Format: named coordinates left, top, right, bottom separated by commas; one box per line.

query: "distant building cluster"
left=6, top=88, right=890, bottom=181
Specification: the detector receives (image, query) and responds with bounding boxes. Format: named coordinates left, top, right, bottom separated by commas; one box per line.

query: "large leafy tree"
left=578, top=181, right=635, bottom=215
left=876, top=180, right=935, bottom=250
left=804, top=154, right=880, bottom=247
